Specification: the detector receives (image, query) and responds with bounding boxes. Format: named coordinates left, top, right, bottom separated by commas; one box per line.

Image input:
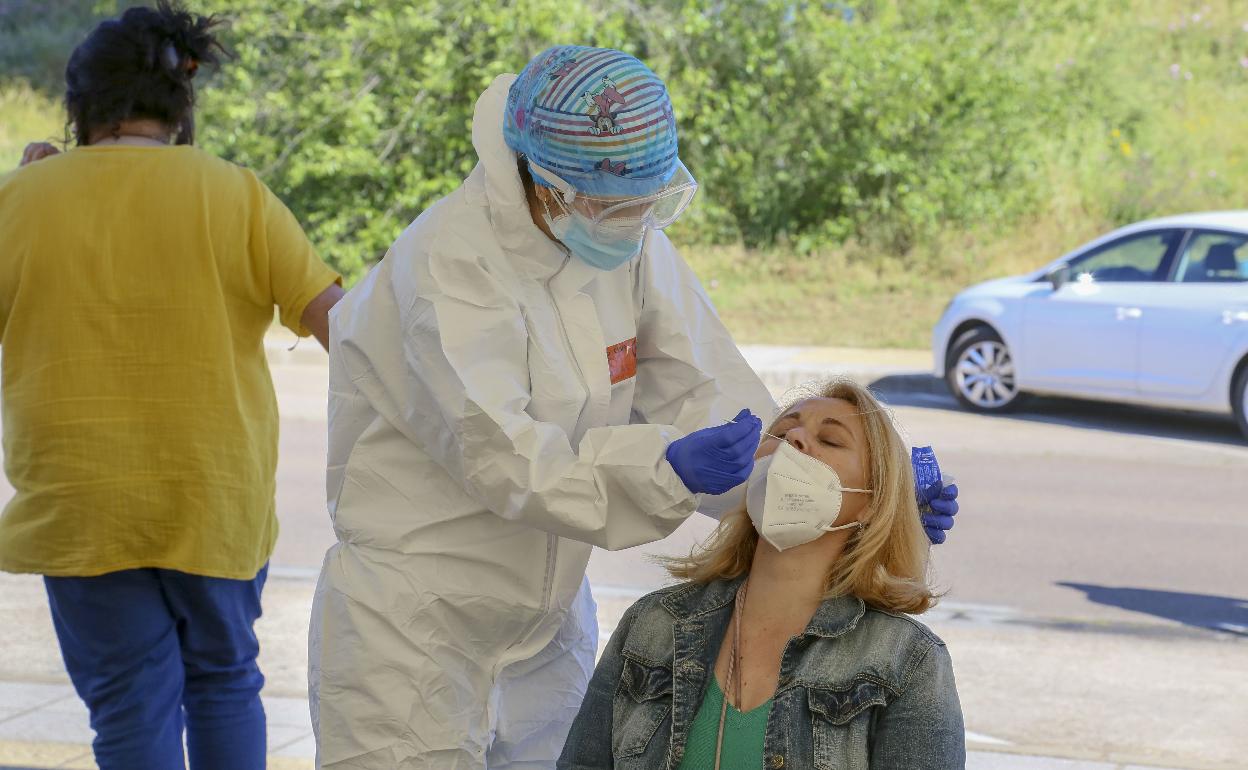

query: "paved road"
left=254, top=360, right=1248, bottom=767
left=263, top=361, right=1248, bottom=635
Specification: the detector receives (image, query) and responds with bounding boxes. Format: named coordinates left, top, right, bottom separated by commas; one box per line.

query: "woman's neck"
left=714, top=533, right=854, bottom=712
left=744, top=532, right=851, bottom=619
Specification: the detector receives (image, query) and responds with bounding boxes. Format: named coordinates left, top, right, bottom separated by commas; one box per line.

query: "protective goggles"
left=528, top=159, right=698, bottom=241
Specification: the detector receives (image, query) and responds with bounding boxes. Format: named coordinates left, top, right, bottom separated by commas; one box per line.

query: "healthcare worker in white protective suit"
left=309, top=46, right=957, bottom=769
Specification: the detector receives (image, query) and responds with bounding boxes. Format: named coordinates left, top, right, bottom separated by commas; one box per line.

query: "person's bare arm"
left=300, top=282, right=345, bottom=351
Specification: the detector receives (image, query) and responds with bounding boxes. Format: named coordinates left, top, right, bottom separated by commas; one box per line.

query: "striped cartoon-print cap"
left=503, top=45, right=680, bottom=198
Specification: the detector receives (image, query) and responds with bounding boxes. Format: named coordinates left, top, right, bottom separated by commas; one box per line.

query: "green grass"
left=683, top=244, right=947, bottom=350
left=681, top=0, right=1248, bottom=350
left=0, top=81, right=64, bottom=172
left=680, top=212, right=1113, bottom=349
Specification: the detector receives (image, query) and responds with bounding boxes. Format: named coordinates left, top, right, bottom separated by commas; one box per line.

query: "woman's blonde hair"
left=664, top=378, right=937, bottom=614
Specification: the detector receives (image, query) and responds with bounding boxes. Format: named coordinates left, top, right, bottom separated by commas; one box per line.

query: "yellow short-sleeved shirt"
left=0, top=145, right=341, bottom=579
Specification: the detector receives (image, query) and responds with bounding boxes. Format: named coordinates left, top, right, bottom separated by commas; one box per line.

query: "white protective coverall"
left=308, top=74, right=774, bottom=769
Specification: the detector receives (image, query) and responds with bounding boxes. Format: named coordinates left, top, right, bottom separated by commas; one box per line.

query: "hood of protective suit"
left=470, top=74, right=569, bottom=277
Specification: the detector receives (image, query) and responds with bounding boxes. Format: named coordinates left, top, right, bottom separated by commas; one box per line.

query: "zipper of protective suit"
left=528, top=253, right=585, bottom=621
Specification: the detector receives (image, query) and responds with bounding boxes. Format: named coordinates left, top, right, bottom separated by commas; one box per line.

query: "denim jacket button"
left=770, top=755, right=785, bottom=769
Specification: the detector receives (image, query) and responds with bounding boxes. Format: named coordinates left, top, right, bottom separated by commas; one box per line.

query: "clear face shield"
left=528, top=160, right=699, bottom=242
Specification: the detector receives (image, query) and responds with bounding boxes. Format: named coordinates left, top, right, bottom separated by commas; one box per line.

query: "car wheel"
left=946, top=327, right=1022, bottom=413
left=1233, top=365, right=1248, bottom=442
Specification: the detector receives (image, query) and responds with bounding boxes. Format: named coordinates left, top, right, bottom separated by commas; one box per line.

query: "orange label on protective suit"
left=607, top=338, right=638, bottom=385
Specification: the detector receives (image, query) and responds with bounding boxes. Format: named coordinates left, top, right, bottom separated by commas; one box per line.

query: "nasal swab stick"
left=726, top=418, right=785, bottom=443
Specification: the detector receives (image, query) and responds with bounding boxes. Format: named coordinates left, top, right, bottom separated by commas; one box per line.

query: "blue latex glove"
left=919, top=480, right=959, bottom=545
left=666, top=409, right=763, bottom=495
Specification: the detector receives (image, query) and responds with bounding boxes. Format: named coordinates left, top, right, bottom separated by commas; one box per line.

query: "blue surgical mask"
left=544, top=210, right=645, bottom=271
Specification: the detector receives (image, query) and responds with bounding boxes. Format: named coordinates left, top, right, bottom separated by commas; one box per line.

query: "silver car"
left=932, top=212, right=1248, bottom=440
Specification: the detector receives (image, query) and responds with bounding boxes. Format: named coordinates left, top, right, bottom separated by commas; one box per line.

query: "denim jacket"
left=559, top=577, right=965, bottom=769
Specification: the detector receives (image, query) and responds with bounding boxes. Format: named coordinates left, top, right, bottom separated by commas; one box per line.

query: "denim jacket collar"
left=658, top=575, right=868, bottom=639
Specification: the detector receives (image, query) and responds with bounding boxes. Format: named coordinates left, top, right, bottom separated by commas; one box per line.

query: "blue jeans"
left=44, top=565, right=269, bottom=770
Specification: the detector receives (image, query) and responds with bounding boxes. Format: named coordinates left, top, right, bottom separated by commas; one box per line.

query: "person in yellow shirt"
left=0, top=4, right=343, bottom=769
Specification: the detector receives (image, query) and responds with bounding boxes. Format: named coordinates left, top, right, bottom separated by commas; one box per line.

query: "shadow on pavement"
left=869, top=374, right=1246, bottom=448
left=1058, top=582, right=1248, bottom=637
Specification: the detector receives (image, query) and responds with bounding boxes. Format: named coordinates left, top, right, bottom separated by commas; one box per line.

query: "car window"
left=1066, top=230, right=1180, bottom=283
left=1173, top=231, right=1248, bottom=283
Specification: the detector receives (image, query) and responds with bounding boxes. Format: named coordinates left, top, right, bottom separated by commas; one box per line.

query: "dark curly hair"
left=65, top=1, right=226, bottom=146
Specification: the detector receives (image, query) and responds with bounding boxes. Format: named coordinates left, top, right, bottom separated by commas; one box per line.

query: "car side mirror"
left=1045, top=263, right=1071, bottom=291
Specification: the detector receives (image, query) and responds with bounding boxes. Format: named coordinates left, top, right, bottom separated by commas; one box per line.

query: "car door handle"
left=1115, top=306, right=1143, bottom=321
left=1223, top=310, right=1248, bottom=325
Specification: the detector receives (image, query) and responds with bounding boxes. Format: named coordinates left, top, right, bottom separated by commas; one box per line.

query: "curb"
left=263, top=338, right=951, bottom=401
left=757, top=369, right=947, bottom=399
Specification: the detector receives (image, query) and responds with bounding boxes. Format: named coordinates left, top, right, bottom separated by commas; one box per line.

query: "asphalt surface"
left=255, top=361, right=1248, bottom=767
left=264, top=361, right=1248, bottom=636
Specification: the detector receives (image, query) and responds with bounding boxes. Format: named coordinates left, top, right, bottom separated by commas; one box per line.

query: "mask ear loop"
left=821, top=521, right=864, bottom=533
left=821, top=485, right=872, bottom=534
left=536, top=184, right=576, bottom=230
left=527, top=158, right=578, bottom=204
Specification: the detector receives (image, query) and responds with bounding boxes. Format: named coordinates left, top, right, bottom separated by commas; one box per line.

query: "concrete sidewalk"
left=0, top=648, right=1207, bottom=770
left=0, top=687, right=1203, bottom=770
left=0, top=572, right=1235, bottom=770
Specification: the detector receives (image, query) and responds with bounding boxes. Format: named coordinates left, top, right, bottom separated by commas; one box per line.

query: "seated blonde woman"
left=558, top=378, right=965, bottom=770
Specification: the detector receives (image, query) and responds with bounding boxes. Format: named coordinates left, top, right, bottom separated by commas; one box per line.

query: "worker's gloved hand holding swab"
left=666, top=408, right=763, bottom=495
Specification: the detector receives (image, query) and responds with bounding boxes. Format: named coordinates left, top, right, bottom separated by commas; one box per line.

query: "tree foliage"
left=0, top=0, right=113, bottom=94
left=5, top=1, right=1246, bottom=283
left=194, top=0, right=636, bottom=279
left=194, top=0, right=1092, bottom=278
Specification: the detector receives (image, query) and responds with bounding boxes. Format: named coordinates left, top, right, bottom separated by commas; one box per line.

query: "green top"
left=676, top=675, right=774, bottom=770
